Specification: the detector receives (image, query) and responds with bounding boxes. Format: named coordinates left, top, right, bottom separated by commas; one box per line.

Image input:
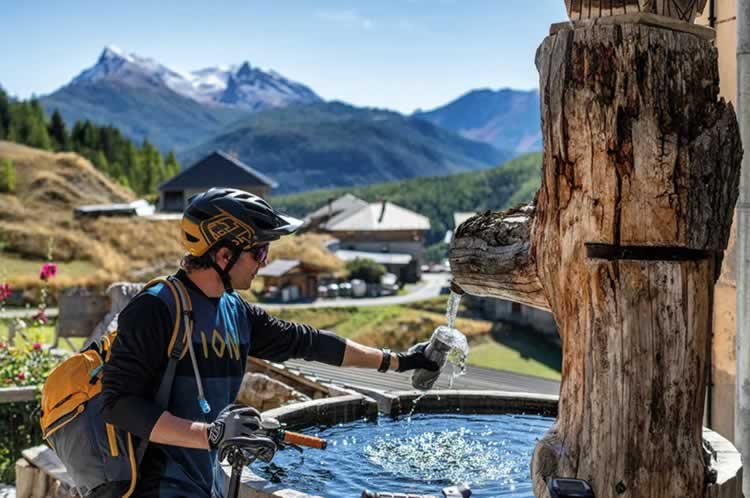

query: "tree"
left=164, top=151, right=180, bottom=179
left=27, top=119, right=52, bottom=150
left=0, top=159, right=16, bottom=193
left=48, top=110, right=69, bottom=151
left=0, top=88, right=9, bottom=140
left=94, top=151, right=110, bottom=176
left=346, top=258, right=386, bottom=284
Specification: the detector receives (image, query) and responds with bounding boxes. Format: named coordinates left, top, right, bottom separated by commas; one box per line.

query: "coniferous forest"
left=0, top=87, right=180, bottom=195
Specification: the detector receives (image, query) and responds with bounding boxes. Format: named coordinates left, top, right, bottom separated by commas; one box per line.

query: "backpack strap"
left=132, top=275, right=194, bottom=477
left=154, top=275, right=192, bottom=408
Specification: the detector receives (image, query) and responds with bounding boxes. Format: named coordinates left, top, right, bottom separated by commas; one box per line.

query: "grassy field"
left=273, top=297, right=562, bottom=380
left=0, top=252, right=99, bottom=280
left=0, top=296, right=562, bottom=380
left=468, top=337, right=561, bottom=380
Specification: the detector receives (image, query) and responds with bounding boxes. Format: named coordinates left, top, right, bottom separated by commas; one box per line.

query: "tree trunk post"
left=450, top=16, right=741, bottom=498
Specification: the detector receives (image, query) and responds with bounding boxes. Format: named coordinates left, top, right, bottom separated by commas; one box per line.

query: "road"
left=264, top=272, right=451, bottom=310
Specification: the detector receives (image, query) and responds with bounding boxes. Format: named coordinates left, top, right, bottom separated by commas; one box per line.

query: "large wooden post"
left=450, top=15, right=741, bottom=498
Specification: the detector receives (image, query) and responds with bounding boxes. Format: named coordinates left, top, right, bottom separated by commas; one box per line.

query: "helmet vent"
left=184, top=232, right=200, bottom=243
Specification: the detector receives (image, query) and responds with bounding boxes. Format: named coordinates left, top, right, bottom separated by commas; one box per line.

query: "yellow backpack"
left=40, top=275, right=193, bottom=497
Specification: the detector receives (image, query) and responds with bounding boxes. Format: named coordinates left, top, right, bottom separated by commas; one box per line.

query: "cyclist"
left=100, top=188, right=438, bottom=498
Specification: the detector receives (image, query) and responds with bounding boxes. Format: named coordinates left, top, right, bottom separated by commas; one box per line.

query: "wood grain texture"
left=527, top=23, right=741, bottom=498
left=449, top=205, right=550, bottom=311
left=565, top=0, right=708, bottom=22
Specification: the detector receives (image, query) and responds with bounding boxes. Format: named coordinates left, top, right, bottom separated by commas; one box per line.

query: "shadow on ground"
left=490, top=323, right=562, bottom=373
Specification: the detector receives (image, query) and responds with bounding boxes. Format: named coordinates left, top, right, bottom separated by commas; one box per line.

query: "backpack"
left=40, top=275, right=194, bottom=497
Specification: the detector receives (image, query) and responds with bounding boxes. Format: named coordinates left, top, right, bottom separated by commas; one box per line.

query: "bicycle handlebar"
left=281, top=430, right=327, bottom=449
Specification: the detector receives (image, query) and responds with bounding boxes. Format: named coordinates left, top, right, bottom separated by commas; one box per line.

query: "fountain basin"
left=218, top=391, right=741, bottom=498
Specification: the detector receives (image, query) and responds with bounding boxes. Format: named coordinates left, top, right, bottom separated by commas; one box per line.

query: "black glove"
left=396, top=342, right=440, bottom=372
left=207, top=404, right=262, bottom=451
left=218, top=436, right=277, bottom=463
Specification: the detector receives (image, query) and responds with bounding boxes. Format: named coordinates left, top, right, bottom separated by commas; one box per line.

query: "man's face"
left=227, top=244, right=269, bottom=290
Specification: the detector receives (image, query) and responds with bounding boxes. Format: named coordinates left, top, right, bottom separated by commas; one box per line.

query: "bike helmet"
left=181, top=188, right=302, bottom=290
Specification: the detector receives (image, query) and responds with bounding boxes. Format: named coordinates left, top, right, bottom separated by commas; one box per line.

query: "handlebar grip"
left=283, top=431, right=327, bottom=449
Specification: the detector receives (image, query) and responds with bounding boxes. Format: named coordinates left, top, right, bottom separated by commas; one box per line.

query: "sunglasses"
left=246, top=243, right=270, bottom=264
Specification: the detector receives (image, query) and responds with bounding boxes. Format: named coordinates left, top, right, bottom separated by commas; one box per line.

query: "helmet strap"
left=212, top=246, right=242, bottom=293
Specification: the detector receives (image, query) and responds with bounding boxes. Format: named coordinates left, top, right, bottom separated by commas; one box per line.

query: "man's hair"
left=180, top=252, right=215, bottom=272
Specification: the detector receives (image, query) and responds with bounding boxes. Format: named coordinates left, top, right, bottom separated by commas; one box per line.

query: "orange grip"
left=283, top=431, right=327, bottom=449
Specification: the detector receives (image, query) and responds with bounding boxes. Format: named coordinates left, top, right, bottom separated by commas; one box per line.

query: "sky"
left=0, top=0, right=568, bottom=114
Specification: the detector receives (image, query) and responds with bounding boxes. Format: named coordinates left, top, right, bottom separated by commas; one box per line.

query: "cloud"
left=315, top=9, right=376, bottom=31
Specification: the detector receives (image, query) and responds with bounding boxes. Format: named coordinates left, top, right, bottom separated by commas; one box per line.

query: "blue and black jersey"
left=101, top=270, right=347, bottom=498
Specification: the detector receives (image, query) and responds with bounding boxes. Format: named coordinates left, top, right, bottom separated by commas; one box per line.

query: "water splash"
left=364, top=418, right=526, bottom=486
left=257, top=413, right=553, bottom=497
left=446, top=290, right=461, bottom=330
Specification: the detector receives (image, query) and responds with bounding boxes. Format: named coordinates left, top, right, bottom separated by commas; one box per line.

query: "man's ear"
left=214, top=246, right=231, bottom=267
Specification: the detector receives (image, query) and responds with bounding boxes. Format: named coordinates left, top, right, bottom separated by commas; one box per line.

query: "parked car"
left=326, top=283, right=340, bottom=298
left=380, top=273, right=399, bottom=296
left=350, top=279, right=367, bottom=298
left=338, top=282, right=352, bottom=297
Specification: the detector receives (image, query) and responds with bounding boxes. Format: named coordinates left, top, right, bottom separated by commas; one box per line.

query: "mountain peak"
left=100, top=45, right=131, bottom=62
left=236, top=62, right=253, bottom=78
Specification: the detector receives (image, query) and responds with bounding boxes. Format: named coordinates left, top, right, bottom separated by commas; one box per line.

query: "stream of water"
left=407, top=291, right=469, bottom=420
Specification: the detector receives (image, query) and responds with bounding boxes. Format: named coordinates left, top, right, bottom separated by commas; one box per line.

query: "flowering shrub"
left=0, top=240, right=65, bottom=483
left=0, top=340, right=60, bottom=387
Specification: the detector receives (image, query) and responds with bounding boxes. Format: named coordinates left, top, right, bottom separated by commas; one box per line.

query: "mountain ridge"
left=414, top=88, right=542, bottom=154
left=178, top=101, right=510, bottom=194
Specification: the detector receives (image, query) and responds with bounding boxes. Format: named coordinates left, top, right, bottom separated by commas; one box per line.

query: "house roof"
left=322, top=201, right=430, bottom=232
left=257, top=259, right=301, bottom=278
left=305, top=194, right=369, bottom=224
left=334, top=250, right=413, bottom=265
left=158, top=151, right=277, bottom=191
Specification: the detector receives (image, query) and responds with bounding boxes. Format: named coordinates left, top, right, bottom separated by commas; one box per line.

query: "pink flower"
left=33, top=343, right=42, bottom=351
left=39, top=263, right=58, bottom=280
left=0, top=283, right=10, bottom=300
left=17, top=372, right=25, bottom=381
left=0, top=341, right=6, bottom=350
left=32, top=309, right=48, bottom=325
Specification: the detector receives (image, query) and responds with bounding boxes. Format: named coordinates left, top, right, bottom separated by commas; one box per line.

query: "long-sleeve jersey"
left=100, top=270, right=347, bottom=497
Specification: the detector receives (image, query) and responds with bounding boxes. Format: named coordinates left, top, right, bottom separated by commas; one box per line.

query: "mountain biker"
left=99, top=187, right=439, bottom=498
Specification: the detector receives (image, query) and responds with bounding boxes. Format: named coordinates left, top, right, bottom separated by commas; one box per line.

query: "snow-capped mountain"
left=217, top=62, right=321, bottom=110
left=69, top=46, right=321, bottom=111
left=71, top=46, right=194, bottom=94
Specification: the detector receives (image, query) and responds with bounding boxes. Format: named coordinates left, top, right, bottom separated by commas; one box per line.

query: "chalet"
left=319, top=198, right=430, bottom=283
left=157, top=151, right=277, bottom=212
left=257, top=259, right=329, bottom=302
left=301, top=194, right=368, bottom=231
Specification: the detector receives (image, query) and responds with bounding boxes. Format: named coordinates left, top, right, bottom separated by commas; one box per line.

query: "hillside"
left=414, top=88, right=542, bottom=154
left=272, top=151, right=542, bottom=245
left=179, top=101, right=510, bottom=194
left=41, top=80, right=248, bottom=153
left=0, top=141, right=342, bottom=288
left=0, top=141, right=184, bottom=284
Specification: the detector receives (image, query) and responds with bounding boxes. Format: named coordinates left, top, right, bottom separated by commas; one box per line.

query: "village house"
left=314, top=195, right=431, bottom=283
left=256, top=259, right=330, bottom=302
left=157, top=151, right=277, bottom=212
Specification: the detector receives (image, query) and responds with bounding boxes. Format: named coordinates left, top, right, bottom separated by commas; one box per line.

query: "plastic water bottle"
left=410, top=326, right=454, bottom=391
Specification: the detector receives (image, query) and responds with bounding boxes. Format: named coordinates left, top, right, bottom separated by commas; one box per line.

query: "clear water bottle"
left=410, top=326, right=454, bottom=391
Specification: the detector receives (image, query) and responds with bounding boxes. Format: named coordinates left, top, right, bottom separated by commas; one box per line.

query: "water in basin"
left=254, top=412, right=554, bottom=497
